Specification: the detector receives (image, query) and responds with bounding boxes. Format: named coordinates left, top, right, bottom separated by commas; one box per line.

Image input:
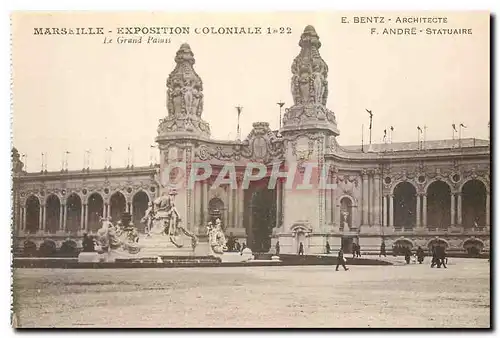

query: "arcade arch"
left=109, top=192, right=127, bottom=223
left=393, top=182, right=416, bottom=229
left=427, top=181, right=451, bottom=228
left=132, top=191, right=150, bottom=232
left=461, top=179, right=487, bottom=228
left=45, top=194, right=60, bottom=234
left=25, top=195, right=40, bottom=234
left=66, top=193, right=82, bottom=234
left=87, top=193, right=104, bottom=233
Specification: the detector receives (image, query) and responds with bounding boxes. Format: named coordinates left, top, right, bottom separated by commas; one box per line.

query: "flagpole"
left=366, top=109, right=373, bottom=152
left=277, top=102, right=284, bottom=130
left=236, top=106, right=243, bottom=141
left=423, top=125, right=427, bottom=150
left=361, top=124, right=364, bottom=152
left=459, top=125, right=462, bottom=148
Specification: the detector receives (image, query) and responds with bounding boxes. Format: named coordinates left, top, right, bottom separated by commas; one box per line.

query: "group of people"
left=430, top=246, right=448, bottom=268
left=351, top=243, right=361, bottom=258
left=225, top=232, right=245, bottom=252
left=396, top=245, right=447, bottom=267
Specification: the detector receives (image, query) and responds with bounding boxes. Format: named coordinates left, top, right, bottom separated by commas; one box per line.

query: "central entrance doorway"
left=341, top=236, right=358, bottom=254
left=244, top=179, right=277, bottom=252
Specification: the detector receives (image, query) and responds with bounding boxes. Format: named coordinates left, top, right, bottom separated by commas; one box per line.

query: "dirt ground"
left=12, top=257, right=490, bottom=328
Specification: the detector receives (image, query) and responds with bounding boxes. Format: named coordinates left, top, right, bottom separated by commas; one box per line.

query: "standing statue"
left=141, top=201, right=155, bottom=235
left=171, top=85, right=183, bottom=117
left=342, top=211, right=350, bottom=228
left=191, top=85, right=202, bottom=116
left=312, top=61, right=324, bottom=104
left=183, top=79, right=194, bottom=116
left=298, top=65, right=311, bottom=104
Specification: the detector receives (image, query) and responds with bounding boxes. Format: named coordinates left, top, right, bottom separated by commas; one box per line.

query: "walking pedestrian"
left=336, top=248, right=349, bottom=271
left=379, top=241, right=386, bottom=257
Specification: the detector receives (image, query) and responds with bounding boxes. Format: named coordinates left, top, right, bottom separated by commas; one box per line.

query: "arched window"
left=132, top=191, right=150, bottom=232
left=25, top=195, right=40, bottom=234
left=393, top=182, right=417, bottom=229
left=462, top=180, right=487, bottom=228
left=45, top=194, right=60, bottom=234
left=66, top=194, right=82, bottom=234
left=109, top=192, right=126, bottom=223
left=427, top=181, right=451, bottom=228
left=87, top=193, right=104, bottom=233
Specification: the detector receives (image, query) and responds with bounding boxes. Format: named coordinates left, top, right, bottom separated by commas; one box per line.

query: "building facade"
left=12, top=26, right=490, bottom=255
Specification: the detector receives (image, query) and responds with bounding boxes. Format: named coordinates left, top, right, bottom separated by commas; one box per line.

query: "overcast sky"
left=12, top=11, right=489, bottom=172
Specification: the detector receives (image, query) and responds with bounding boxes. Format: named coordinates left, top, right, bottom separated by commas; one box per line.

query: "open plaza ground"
left=12, top=257, right=490, bottom=328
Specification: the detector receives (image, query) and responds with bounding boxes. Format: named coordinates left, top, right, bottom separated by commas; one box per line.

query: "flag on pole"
left=460, top=123, right=467, bottom=128
left=452, top=124, right=457, bottom=132
left=417, top=126, right=422, bottom=133
left=383, top=129, right=387, bottom=142
left=390, top=126, right=394, bottom=132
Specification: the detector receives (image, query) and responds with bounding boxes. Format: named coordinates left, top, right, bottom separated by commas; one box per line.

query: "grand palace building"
left=12, top=26, right=490, bottom=255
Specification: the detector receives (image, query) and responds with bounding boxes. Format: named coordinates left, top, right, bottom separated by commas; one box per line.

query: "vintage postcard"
left=11, top=11, right=490, bottom=328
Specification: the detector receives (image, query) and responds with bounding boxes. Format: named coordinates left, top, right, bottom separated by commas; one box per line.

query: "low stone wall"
left=13, top=254, right=393, bottom=269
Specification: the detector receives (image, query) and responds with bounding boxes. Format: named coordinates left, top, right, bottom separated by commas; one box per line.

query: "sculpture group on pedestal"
left=282, top=25, right=338, bottom=132
left=95, top=216, right=141, bottom=259
left=207, top=218, right=227, bottom=256
left=141, top=188, right=198, bottom=249
left=158, top=43, right=210, bottom=138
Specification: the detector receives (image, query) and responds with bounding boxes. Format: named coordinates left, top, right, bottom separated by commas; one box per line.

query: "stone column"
left=382, top=195, right=387, bottom=227
left=63, top=204, right=67, bottom=231
left=85, top=204, right=89, bottom=231
left=189, top=183, right=196, bottom=232
left=416, top=194, right=421, bottom=227
left=228, top=185, right=234, bottom=227
left=107, top=204, right=111, bottom=219
left=276, top=179, right=282, bottom=229
left=238, top=179, right=244, bottom=228
left=362, top=171, right=369, bottom=225
left=422, top=194, right=427, bottom=227
left=331, top=183, right=336, bottom=227
left=80, top=204, right=85, bottom=230
left=450, top=193, right=456, bottom=226
left=44, top=204, right=48, bottom=231
left=456, top=193, right=462, bottom=225
left=486, top=192, right=490, bottom=227
left=194, top=181, right=202, bottom=229
left=389, top=194, right=394, bottom=227
left=373, top=171, right=381, bottom=225
left=59, top=205, right=64, bottom=231
left=202, top=180, right=209, bottom=225
left=21, top=206, right=25, bottom=231
left=38, top=204, right=43, bottom=232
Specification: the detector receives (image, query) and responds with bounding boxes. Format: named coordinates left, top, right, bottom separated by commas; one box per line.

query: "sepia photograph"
left=10, top=10, right=490, bottom=328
